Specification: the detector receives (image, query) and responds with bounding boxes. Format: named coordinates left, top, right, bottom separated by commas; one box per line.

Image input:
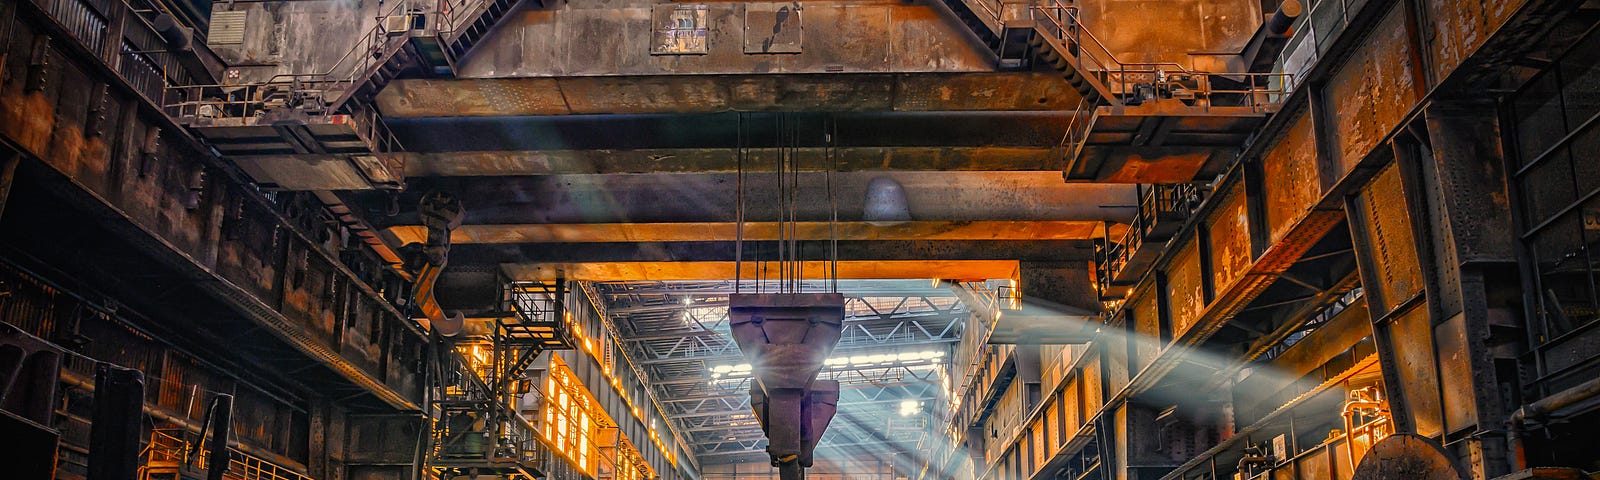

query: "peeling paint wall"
left=1206, top=182, right=1252, bottom=294
left=456, top=0, right=995, bottom=77
left=1078, top=0, right=1264, bottom=69
left=1324, top=3, right=1421, bottom=175
left=207, top=0, right=389, bottom=83
left=1259, top=112, right=1322, bottom=244
left=1424, top=0, right=1524, bottom=80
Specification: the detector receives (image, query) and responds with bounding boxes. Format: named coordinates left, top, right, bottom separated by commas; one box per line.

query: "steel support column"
left=1410, top=101, right=1521, bottom=478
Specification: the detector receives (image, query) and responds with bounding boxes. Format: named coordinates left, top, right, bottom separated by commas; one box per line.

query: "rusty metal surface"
left=1350, top=434, right=1466, bottom=480
left=1423, top=0, right=1524, bottom=82
left=376, top=72, right=1084, bottom=117
left=456, top=1, right=991, bottom=77
left=395, top=147, right=1060, bottom=176
left=1424, top=103, right=1517, bottom=263
left=1259, top=112, right=1324, bottom=243
left=231, top=155, right=386, bottom=191
left=743, top=2, right=802, bottom=54
left=1353, top=164, right=1424, bottom=316
left=1387, top=304, right=1446, bottom=438
left=386, top=172, right=1139, bottom=226
left=1085, top=147, right=1225, bottom=183
left=0, top=9, right=429, bottom=412
left=1074, top=104, right=1272, bottom=183
left=1081, top=350, right=1103, bottom=415
left=1131, top=283, right=1164, bottom=366
left=1076, top=0, right=1262, bottom=68
left=446, top=240, right=1095, bottom=266
left=1206, top=183, right=1252, bottom=293
left=1434, top=312, right=1480, bottom=435
left=1165, top=238, right=1206, bottom=340
left=1324, top=5, right=1423, bottom=176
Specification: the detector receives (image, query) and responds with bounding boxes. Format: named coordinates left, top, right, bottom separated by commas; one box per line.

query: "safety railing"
left=163, top=81, right=404, bottom=155
left=434, top=0, right=491, bottom=42
left=27, top=0, right=200, bottom=105
left=141, top=429, right=313, bottom=480
left=1059, top=95, right=1097, bottom=171
left=431, top=343, right=594, bottom=480
left=943, top=280, right=1022, bottom=442
left=1030, top=1, right=1295, bottom=109
left=1094, top=184, right=1205, bottom=294
left=1032, top=1, right=1294, bottom=163
left=164, top=0, right=418, bottom=123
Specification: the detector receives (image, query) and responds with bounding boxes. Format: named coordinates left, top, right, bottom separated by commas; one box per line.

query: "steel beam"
left=391, top=147, right=1061, bottom=176
left=388, top=221, right=1114, bottom=244
left=501, top=260, right=1021, bottom=282
left=368, top=172, right=1138, bottom=226
left=448, top=241, right=1095, bottom=267
left=377, top=74, right=1082, bottom=118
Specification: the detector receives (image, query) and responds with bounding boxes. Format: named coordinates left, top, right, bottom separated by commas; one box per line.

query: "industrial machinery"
left=730, top=293, right=846, bottom=480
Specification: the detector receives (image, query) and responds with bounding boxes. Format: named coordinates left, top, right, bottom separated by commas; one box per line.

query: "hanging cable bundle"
left=732, top=113, right=841, bottom=294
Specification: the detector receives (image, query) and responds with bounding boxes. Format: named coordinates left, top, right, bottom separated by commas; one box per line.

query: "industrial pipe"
left=1507, top=376, right=1600, bottom=471
left=151, top=14, right=194, bottom=51
left=206, top=394, right=235, bottom=480
left=1265, top=0, right=1303, bottom=35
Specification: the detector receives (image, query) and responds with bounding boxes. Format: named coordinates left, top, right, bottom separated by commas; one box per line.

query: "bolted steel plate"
left=745, top=2, right=802, bottom=54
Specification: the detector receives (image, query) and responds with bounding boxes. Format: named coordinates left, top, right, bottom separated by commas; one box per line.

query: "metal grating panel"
left=208, top=10, right=247, bottom=45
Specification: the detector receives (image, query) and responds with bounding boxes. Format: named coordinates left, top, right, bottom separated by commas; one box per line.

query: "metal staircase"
left=938, top=0, right=1034, bottom=68
left=429, top=0, right=534, bottom=75
left=428, top=280, right=578, bottom=479
left=163, top=0, right=528, bottom=190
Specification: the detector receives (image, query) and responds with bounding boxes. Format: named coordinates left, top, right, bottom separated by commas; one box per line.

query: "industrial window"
left=1507, top=27, right=1600, bottom=396
left=539, top=355, right=656, bottom=480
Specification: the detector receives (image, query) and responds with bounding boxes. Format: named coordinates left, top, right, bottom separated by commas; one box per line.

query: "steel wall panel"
left=1101, top=325, right=1130, bottom=397
left=1207, top=183, right=1253, bottom=294
left=1082, top=350, right=1102, bottom=416
left=1043, top=397, right=1060, bottom=454
left=1355, top=164, right=1425, bottom=315
left=1388, top=304, right=1444, bottom=438
left=1167, top=239, right=1206, bottom=339
left=1261, top=112, right=1324, bottom=243
left=1063, top=376, right=1081, bottom=434
left=1325, top=5, right=1422, bottom=177
left=1131, top=283, right=1163, bottom=370
left=1434, top=312, right=1478, bottom=435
